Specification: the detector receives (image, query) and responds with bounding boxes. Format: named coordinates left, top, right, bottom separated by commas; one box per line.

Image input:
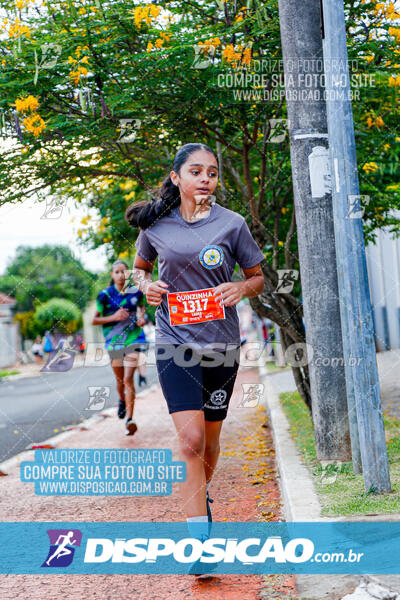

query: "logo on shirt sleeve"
left=199, top=245, right=224, bottom=269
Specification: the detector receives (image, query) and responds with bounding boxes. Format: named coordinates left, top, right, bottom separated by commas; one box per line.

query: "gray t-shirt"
left=134, top=202, right=265, bottom=349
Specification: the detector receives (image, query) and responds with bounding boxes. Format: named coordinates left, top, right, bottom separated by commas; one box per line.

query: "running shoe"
left=188, top=534, right=218, bottom=577
left=125, top=418, right=138, bottom=436
left=117, top=399, right=126, bottom=419
left=206, top=490, right=214, bottom=523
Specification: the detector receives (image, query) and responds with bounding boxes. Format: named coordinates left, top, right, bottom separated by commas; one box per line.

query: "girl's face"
left=170, top=149, right=218, bottom=203
left=111, top=263, right=127, bottom=286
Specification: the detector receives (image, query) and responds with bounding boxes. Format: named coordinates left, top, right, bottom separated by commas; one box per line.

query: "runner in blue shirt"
left=92, top=260, right=147, bottom=436
left=125, top=143, right=265, bottom=575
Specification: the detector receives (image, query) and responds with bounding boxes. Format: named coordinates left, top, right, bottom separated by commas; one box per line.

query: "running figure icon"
left=45, top=531, right=77, bottom=566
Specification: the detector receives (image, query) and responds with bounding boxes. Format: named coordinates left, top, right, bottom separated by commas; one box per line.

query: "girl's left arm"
left=213, top=264, right=265, bottom=306
left=238, top=264, right=265, bottom=298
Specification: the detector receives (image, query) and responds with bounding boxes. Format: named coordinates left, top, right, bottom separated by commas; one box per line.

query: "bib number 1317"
left=167, top=287, right=225, bottom=326
left=183, top=298, right=208, bottom=313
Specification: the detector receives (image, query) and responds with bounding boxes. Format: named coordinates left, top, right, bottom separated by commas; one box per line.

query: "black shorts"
left=155, top=343, right=241, bottom=422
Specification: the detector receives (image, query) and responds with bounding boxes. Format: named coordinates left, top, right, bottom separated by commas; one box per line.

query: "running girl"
left=125, top=143, right=265, bottom=552
left=92, top=260, right=147, bottom=436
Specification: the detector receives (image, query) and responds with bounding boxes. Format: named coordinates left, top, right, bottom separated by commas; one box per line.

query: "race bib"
left=167, top=287, right=225, bottom=326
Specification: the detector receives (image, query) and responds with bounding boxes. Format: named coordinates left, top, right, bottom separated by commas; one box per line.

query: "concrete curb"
left=259, top=370, right=323, bottom=522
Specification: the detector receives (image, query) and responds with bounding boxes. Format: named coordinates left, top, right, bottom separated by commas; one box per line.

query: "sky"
left=0, top=196, right=108, bottom=276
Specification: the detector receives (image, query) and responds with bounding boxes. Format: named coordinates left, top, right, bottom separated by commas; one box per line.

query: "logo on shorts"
left=199, top=245, right=224, bottom=269
left=209, top=389, right=227, bottom=406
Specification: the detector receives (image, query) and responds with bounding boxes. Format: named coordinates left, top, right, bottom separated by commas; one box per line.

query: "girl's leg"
left=123, top=352, right=139, bottom=421
left=170, top=410, right=207, bottom=518
left=111, top=361, right=125, bottom=404
left=137, top=350, right=146, bottom=377
left=204, top=420, right=224, bottom=485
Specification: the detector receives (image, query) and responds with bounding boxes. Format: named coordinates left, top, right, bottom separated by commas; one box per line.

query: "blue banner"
left=1, top=522, right=400, bottom=574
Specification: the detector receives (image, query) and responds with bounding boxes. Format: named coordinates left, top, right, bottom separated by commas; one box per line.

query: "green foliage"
left=13, top=310, right=39, bottom=339
left=0, top=0, right=398, bottom=272
left=0, top=245, right=97, bottom=312
left=34, top=297, right=82, bottom=333
left=280, top=390, right=400, bottom=516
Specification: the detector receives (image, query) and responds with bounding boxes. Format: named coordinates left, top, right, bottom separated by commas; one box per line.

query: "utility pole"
left=277, top=0, right=352, bottom=461
left=321, top=0, right=391, bottom=492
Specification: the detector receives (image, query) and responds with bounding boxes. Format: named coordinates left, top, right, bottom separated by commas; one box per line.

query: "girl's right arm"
left=131, top=255, right=169, bottom=306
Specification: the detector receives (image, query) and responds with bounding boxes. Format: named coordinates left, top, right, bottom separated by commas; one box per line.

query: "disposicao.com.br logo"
left=1, top=522, right=394, bottom=575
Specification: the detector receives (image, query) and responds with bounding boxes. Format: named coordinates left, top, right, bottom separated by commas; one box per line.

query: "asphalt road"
left=0, top=364, right=158, bottom=464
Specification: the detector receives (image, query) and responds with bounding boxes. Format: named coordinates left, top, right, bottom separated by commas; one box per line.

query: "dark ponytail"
left=124, top=142, right=218, bottom=230
left=109, top=259, right=129, bottom=286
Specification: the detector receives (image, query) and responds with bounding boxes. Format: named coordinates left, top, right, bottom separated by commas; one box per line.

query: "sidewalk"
left=0, top=365, right=297, bottom=600
left=262, top=350, right=400, bottom=600
left=1, top=353, right=86, bottom=381
left=377, top=349, right=400, bottom=422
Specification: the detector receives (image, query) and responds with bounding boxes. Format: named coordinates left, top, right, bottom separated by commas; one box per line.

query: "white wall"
left=0, top=322, right=18, bottom=368
left=366, top=212, right=400, bottom=351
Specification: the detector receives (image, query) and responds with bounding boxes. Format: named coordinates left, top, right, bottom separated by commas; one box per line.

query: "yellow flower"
left=134, top=4, right=160, bottom=29
left=15, top=95, right=39, bottom=113
left=386, top=3, right=400, bottom=19
left=149, top=4, right=160, bottom=18
left=386, top=184, right=399, bottom=190
left=119, top=251, right=129, bottom=258
left=69, top=65, right=88, bottom=85
left=146, top=41, right=153, bottom=51
left=154, top=38, right=163, bottom=48
left=362, top=162, right=378, bottom=173
left=375, top=116, right=384, bottom=127
left=8, top=17, right=30, bottom=38
left=222, top=44, right=238, bottom=62
left=388, top=75, right=400, bottom=87
left=124, top=191, right=136, bottom=201
left=383, top=143, right=390, bottom=150
left=389, top=27, right=400, bottom=41
left=78, top=7, right=86, bottom=14
left=243, top=46, right=252, bottom=66
left=119, top=180, right=135, bottom=191
left=80, top=215, right=91, bottom=225
left=23, top=113, right=45, bottom=136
